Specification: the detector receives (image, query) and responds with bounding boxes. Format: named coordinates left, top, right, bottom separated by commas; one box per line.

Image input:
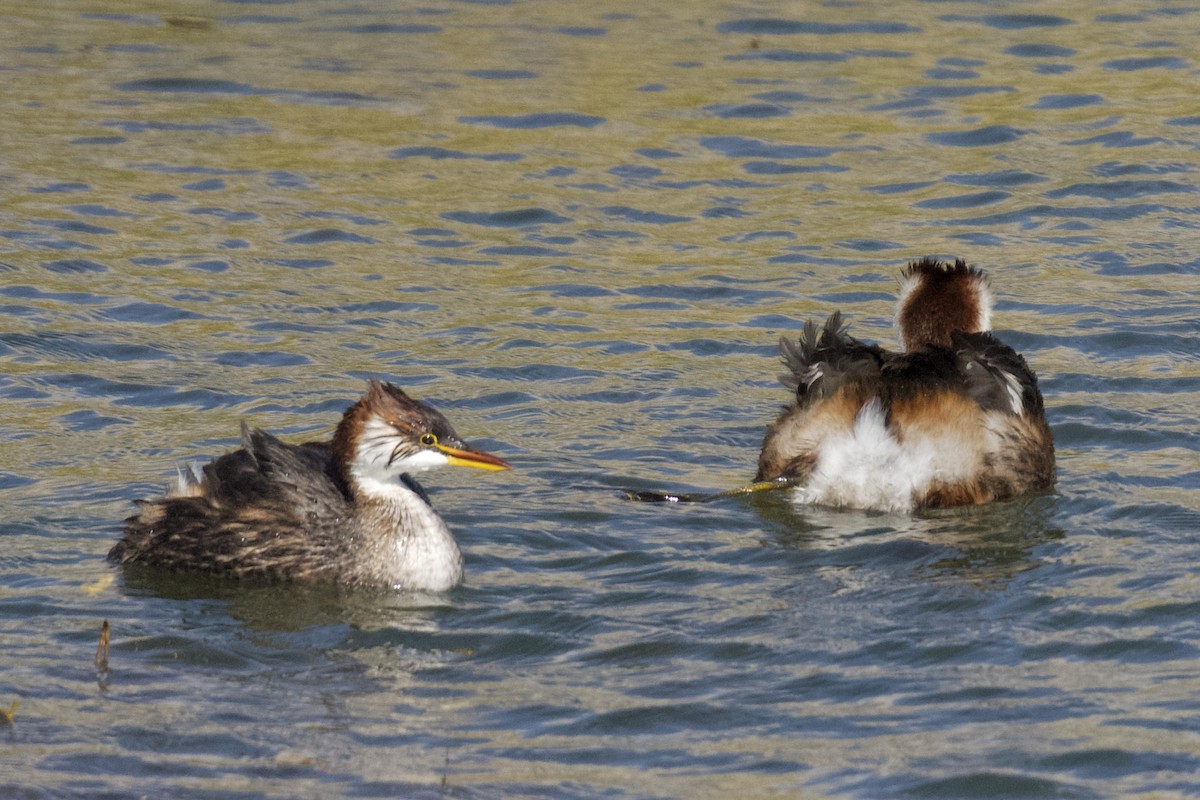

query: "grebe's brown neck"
left=895, top=257, right=993, bottom=352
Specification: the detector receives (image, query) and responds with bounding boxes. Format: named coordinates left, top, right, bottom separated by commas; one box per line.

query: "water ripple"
left=442, top=208, right=571, bottom=227
left=717, top=18, right=920, bottom=35
left=926, top=125, right=1026, bottom=146
left=458, top=113, right=605, bottom=129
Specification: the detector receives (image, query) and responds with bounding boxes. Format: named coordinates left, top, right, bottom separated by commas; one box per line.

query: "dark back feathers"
left=200, top=423, right=350, bottom=508
left=778, top=315, right=1043, bottom=418
left=953, top=331, right=1044, bottom=416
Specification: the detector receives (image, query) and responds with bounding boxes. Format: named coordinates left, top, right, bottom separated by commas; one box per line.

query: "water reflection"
left=755, top=492, right=1062, bottom=586
left=115, top=567, right=451, bottom=633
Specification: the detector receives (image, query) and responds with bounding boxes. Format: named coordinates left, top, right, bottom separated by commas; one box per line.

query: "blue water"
left=1, top=1, right=1199, bottom=797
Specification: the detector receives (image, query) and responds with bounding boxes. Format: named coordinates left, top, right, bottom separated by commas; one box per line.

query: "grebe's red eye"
left=419, top=433, right=438, bottom=447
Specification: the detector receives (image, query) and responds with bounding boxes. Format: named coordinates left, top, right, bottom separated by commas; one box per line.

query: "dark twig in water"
left=95, top=622, right=111, bottom=691
left=95, top=619, right=110, bottom=674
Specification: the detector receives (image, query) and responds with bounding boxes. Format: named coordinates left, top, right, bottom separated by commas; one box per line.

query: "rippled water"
left=2, top=1, right=1199, bottom=797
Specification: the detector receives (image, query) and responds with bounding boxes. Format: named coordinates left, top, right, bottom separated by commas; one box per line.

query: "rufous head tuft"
left=894, top=257, right=992, bottom=351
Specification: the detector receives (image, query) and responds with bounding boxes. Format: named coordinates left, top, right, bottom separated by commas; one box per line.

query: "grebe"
left=109, top=380, right=511, bottom=590
left=756, top=258, right=1055, bottom=512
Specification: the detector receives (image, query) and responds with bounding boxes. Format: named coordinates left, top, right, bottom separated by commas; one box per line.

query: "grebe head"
left=894, top=257, right=993, bottom=352
left=333, top=380, right=510, bottom=500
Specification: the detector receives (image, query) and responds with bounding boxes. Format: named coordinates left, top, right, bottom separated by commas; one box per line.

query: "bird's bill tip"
left=438, top=444, right=512, bottom=472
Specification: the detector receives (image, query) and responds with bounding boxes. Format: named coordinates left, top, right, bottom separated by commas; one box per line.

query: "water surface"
left=1, top=1, right=1199, bottom=797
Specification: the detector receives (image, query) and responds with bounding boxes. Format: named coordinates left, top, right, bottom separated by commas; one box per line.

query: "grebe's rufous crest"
left=110, top=380, right=511, bottom=591
left=756, top=258, right=1054, bottom=512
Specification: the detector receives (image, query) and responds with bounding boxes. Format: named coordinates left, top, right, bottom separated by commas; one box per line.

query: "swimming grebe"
left=109, top=380, right=511, bottom=590
left=756, top=258, right=1054, bottom=512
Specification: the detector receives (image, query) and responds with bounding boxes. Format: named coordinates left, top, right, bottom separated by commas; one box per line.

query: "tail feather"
left=778, top=319, right=817, bottom=394
left=168, top=462, right=206, bottom=498
left=778, top=312, right=884, bottom=404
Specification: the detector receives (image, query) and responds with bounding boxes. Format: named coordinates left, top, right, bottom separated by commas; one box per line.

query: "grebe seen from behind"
left=110, top=380, right=511, bottom=591
left=756, top=258, right=1054, bottom=513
